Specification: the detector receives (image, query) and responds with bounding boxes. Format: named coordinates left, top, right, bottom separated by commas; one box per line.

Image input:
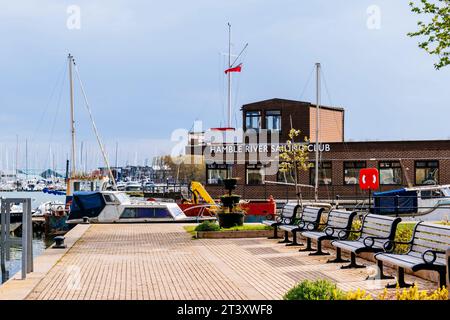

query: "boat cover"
left=68, top=191, right=106, bottom=220
left=373, top=188, right=418, bottom=214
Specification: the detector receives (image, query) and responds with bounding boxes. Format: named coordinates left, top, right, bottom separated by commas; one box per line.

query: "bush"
left=194, top=221, right=220, bottom=232
left=393, top=223, right=415, bottom=254
left=283, top=280, right=345, bottom=300
left=377, top=284, right=448, bottom=300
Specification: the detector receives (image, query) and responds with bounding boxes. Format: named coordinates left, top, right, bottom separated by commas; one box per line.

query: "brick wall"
left=203, top=140, right=450, bottom=200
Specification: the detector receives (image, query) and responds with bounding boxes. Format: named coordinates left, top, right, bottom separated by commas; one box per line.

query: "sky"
left=1, top=0, right=450, bottom=171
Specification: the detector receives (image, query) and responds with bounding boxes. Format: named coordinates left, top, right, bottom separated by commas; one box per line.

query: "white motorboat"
left=66, top=190, right=216, bottom=224
left=125, top=181, right=142, bottom=192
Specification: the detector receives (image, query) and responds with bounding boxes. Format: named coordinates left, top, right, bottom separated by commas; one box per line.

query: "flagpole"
left=227, top=22, right=232, bottom=128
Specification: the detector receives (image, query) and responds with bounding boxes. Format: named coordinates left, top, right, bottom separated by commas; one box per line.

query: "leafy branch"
left=407, top=0, right=450, bottom=69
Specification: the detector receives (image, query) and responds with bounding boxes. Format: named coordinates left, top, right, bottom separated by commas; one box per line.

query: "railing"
left=0, top=198, right=33, bottom=282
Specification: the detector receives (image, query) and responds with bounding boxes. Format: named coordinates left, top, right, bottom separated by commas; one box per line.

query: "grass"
left=183, top=223, right=271, bottom=235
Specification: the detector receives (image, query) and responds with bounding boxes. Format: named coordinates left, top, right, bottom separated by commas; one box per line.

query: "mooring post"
left=25, top=198, right=33, bottom=273
left=21, top=200, right=28, bottom=280
left=5, top=201, right=11, bottom=260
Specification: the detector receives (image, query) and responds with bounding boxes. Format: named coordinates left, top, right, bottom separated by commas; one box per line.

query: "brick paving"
left=24, top=223, right=436, bottom=300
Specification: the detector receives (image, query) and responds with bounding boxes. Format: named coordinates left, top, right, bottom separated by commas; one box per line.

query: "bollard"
left=53, top=236, right=67, bottom=249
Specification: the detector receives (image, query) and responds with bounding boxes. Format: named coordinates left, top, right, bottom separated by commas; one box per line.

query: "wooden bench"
left=330, top=214, right=401, bottom=269
left=375, top=222, right=450, bottom=288
left=301, top=209, right=357, bottom=256
left=278, top=206, right=325, bottom=247
left=262, top=203, right=300, bottom=239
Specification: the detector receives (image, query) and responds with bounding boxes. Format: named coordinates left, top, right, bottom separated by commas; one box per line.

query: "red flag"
left=224, top=63, right=242, bottom=74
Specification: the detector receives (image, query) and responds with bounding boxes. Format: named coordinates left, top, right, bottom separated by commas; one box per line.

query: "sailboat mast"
left=68, top=53, right=76, bottom=177
left=227, top=23, right=232, bottom=128
left=314, top=63, right=321, bottom=202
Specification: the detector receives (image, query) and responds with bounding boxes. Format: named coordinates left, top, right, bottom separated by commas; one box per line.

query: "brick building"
left=186, top=98, right=449, bottom=200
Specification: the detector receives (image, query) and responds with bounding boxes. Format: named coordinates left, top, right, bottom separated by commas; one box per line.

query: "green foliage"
left=348, top=218, right=362, bottom=240
left=408, top=0, right=450, bottom=69
left=283, top=279, right=346, bottom=300
left=279, top=128, right=311, bottom=174
left=393, top=223, right=415, bottom=253
left=194, top=221, right=220, bottom=232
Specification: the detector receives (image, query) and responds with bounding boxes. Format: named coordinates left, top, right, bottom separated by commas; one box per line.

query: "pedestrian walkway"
left=0, top=223, right=436, bottom=300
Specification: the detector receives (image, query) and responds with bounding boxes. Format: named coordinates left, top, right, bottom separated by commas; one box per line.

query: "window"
left=206, top=164, right=232, bottom=185
left=246, top=164, right=265, bottom=185
left=310, top=162, right=332, bottom=185
left=415, top=160, right=439, bottom=185
left=120, top=208, right=170, bottom=219
left=277, top=169, right=295, bottom=183
left=344, top=161, right=366, bottom=185
left=245, top=111, right=261, bottom=130
left=265, top=110, right=281, bottom=131
left=379, top=161, right=402, bottom=185
left=103, top=194, right=116, bottom=203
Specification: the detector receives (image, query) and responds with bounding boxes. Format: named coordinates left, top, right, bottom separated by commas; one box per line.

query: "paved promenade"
left=0, top=223, right=436, bottom=300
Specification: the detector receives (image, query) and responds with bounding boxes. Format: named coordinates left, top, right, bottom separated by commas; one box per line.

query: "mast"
left=227, top=23, right=232, bottom=128
left=15, top=134, right=18, bottom=182
left=68, top=53, right=76, bottom=177
left=314, top=63, right=321, bottom=202
left=25, top=138, right=28, bottom=181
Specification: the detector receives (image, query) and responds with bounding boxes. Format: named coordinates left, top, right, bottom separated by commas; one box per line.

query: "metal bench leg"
left=268, top=225, right=281, bottom=239
left=327, top=247, right=349, bottom=263
left=341, top=252, right=366, bottom=269
left=299, top=238, right=315, bottom=252
left=286, top=231, right=303, bottom=246
left=366, top=260, right=394, bottom=280
left=309, top=240, right=330, bottom=256
left=438, top=269, right=446, bottom=289
left=387, top=267, right=413, bottom=288
left=278, top=231, right=291, bottom=244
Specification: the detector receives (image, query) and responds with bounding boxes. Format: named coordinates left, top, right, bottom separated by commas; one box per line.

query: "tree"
left=161, top=155, right=206, bottom=183
left=278, top=128, right=311, bottom=203
left=408, top=0, right=450, bottom=69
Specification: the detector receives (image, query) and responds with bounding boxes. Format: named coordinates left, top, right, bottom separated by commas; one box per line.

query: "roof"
left=241, top=98, right=344, bottom=112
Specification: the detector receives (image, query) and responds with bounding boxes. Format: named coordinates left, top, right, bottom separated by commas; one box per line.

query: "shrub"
left=283, top=279, right=345, bottom=300
left=377, top=284, right=448, bottom=300
left=345, top=288, right=373, bottom=300
left=348, top=218, right=362, bottom=240
left=194, top=221, right=220, bottom=232
left=393, top=223, right=415, bottom=254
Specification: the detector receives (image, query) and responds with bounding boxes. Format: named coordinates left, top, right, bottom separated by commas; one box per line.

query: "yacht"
left=125, top=181, right=142, bottom=192
left=66, top=190, right=216, bottom=224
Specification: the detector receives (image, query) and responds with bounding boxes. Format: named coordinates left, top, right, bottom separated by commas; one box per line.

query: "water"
left=0, top=191, right=65, bottom=284
left=1, top=235, right=52, bottom=283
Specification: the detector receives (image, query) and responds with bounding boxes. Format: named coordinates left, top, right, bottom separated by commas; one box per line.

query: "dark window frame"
left=244, top=110, right=262, bottom=131
left=343, top=161, right=366, bottom=185
left=378, top=161, right=403, bottom=185
left=414, top=160, right=439, bottom=186
left=265, top=109, right=282, bottom=133
left=206, top=163, right=233, bottom=186
left=245, top=163, right=265, bottom=185
left=309, top=161, right=333, bottom=186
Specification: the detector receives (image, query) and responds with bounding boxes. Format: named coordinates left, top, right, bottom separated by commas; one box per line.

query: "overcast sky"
left=1, top=0, right=449, bottom=170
